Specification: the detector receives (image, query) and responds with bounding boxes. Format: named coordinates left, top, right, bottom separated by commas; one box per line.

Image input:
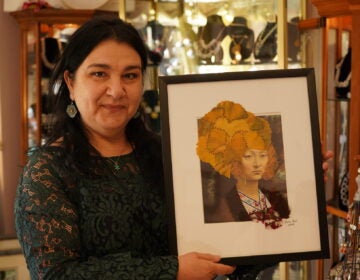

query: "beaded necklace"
left=196, top=26, right=226, bottom=59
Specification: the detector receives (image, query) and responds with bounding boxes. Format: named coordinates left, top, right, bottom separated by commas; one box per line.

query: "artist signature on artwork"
left=284, top=218, right=298, bottom=226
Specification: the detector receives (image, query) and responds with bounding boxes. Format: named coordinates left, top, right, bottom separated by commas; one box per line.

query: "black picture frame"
left=158, top=68, right=329, bottom=266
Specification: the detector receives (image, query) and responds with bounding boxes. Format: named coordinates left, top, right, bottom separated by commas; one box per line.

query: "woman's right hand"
left=177, top=252, right=236, bottom=280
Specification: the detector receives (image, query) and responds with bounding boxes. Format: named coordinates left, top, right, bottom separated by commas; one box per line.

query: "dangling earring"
left=133, top=110, right=140, bottom=119
left=66, top=101, right=78, bottom=118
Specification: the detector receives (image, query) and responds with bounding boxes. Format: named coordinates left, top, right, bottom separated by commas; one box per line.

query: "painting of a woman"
left=196, top=100, right=290, bottom=229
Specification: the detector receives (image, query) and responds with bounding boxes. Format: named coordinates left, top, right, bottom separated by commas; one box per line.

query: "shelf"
left=326, top=205, right=347, bottom=219
left=327, top=98, right=350, bottom=102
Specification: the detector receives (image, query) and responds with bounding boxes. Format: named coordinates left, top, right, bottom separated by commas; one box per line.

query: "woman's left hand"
left=322, top=150, right=334, bottom=182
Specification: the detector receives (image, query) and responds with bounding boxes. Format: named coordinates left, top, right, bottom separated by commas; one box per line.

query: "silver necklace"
left=196, top=27, right=226, bottom=59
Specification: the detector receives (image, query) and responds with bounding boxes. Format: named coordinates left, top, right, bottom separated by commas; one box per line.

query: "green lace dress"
left=14, top=146, right=178, bottom=279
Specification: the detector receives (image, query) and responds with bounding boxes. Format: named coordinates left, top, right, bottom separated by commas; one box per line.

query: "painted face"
left=64, top=39, right=144, bottom=141
left=231, top=149, right=269, bottom=182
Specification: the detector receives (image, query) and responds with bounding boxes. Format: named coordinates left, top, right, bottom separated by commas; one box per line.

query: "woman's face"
left=231, top=149, right=269, bottom=182
left=64, top=39, right=144, bottom=140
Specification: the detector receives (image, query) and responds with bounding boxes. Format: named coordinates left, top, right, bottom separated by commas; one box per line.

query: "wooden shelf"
left=326, top=205, right=347, bottom=219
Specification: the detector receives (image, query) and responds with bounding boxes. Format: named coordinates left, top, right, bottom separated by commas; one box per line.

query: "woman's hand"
left=322, top=150, right=334, bottom=182
left=177, top=252, right=235, bottom=280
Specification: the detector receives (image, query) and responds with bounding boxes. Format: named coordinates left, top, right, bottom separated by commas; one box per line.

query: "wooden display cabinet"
left=10, top=2, right=306, bottom=164
left=306, top=1, right=360, bottom=279
left=10, top=9, right=116, bottom=164
left=311, top=0, right=360, bottom=209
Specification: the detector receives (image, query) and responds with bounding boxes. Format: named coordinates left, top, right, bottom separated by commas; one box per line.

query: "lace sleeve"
left=14, top=150, right=178, bottom=279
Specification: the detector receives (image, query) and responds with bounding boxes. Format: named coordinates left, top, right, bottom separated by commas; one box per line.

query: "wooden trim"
left=20, top=27, right=28, bottom=164
left=35, top=23, right=42, bottom=146
left=298, top=17, right=326, bottom=30
left=320, top=21, right=328, bottom=143
left=326, top=205, right=347, bottom=219
left=327, top=16, right=352, bottom=30
left=311, top=0, right=360, bottom=17
left=0, top=239, right=21, bottom=252
left=10, top=8, right=117, bottom=25
left=316, top=259, right=324, bottom=280
left=0, top=254, right=30, bottom=280
left=348, top=14, right=360, bottom=201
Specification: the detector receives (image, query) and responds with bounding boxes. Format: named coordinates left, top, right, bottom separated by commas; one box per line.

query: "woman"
left=197, top=101, right=290, bottom=228
left=14, top=16, right=235, bottom=279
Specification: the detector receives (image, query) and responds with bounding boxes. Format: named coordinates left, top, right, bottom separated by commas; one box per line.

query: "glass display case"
left=126, top=0, right=305, bottom=77
left=11, top=1, right=305, bottom=163
left=10, top=9, right=117, bottom=163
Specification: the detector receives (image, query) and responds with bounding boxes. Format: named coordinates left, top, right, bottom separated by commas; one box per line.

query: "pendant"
left=114, top=162, right=120, bottom=170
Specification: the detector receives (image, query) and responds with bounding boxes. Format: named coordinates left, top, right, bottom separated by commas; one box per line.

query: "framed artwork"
left=158, top=68, right=329, bottom=265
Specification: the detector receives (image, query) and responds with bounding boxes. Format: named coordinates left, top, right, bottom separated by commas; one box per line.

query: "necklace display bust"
left=196, top=14, right=227, bottom=65
left=227, top=16, right=254, bottom=64
left=254, top=21, right=277, bottom=62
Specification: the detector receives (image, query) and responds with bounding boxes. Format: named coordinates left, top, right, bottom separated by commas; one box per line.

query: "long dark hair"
left=46, top=16, right=162, bottom=184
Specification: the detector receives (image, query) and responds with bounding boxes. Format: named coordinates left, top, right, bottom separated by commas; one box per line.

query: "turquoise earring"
left=66, top=101, right=78, bottom=118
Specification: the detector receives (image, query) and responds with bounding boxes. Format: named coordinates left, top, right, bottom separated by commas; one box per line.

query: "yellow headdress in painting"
left=196, top=101, right=272, bottom=178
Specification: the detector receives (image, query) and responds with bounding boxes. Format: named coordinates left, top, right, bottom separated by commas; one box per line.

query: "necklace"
left=105, top=147, right=133, bottom=174
left=107, top=157, right=122, bottom=171
left=196, top=26, right=226, bottom=59
left=229, top=34, right=250, bottom=63
left=335, top=55, right=351, bottom=88
left=238, top=189, right=263, bottom=211
left=254, top=23, right=277, bottom=57
left=41, top=37, right=63, bottom=69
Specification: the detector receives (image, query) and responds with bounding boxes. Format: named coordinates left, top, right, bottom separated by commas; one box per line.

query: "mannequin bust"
left=196, top=14, right=227, bottom=64
left=227, top=16, right=254, bottom=64
left=41, top=37, right=62, bottom=78
left=254, top=20, right=277, bottom=62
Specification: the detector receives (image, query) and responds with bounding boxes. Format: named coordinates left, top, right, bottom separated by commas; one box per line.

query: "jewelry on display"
left=66, top=101, right=78, bottom=118
left=229, top=35, right=250, bottom=63
left=196, top=15, right=227, bottom=64
left=41, top=37, right=63, bottom=70
left=227, top=17, right=254, bottom=63
left=143, top=102, right=160, bottom=119
left=254, top=22, right=277, bottom=61
left=142, top=90, right=161, bottom=133
left=196, top=27, right=226, bottom=59
left=334, top=48, right=351, bottom=99
left=287, top=17, right=301, bottom=62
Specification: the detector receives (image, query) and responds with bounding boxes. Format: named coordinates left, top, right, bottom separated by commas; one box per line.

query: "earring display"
left=227, top=17, right=254, bottom=64
left=142, top=89, right=161, bottom=133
